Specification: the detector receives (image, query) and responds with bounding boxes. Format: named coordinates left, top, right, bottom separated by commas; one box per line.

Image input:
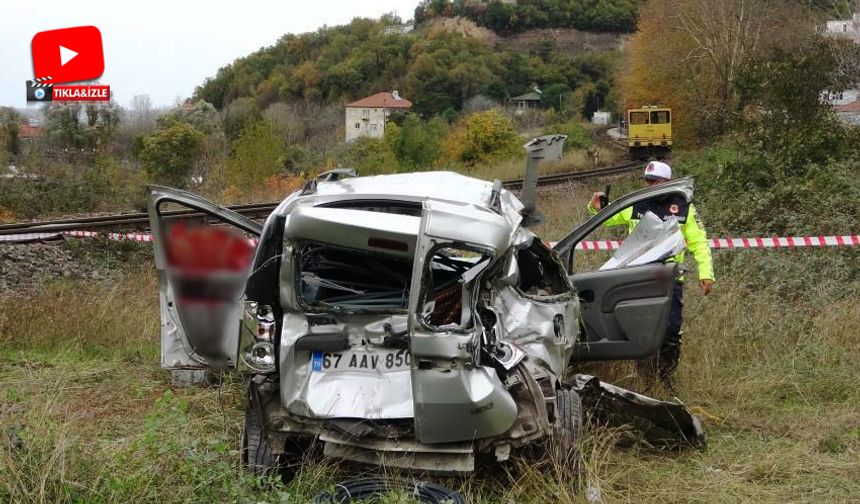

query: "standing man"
left=587, top=160, right=714, bottom=383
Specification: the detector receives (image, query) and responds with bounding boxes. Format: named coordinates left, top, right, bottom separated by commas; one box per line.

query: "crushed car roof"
left=312, top=171, right=504, bottom=209
left=268, top=171, right=531, bottom=255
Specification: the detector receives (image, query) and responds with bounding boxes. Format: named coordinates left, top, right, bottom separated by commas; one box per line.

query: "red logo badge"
left=646, top=162, right=655, bottom=172
left=669, top=204, right=679, bottom=214
left=31, top=26, right=104, bottom=84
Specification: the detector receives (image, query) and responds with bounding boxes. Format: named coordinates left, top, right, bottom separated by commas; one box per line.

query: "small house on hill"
left=512, top=87, right=543, bottom=112
left=345, top=91, right=412, bottom=142
left=835, top=99, right=860, bottom=126
left=18, top=123, right=42, bottom=140
left=824, top=11, right=860, bottom=43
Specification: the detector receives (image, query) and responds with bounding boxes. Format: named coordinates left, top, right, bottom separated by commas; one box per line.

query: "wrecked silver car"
left=146, top=137, right=703, bottom=478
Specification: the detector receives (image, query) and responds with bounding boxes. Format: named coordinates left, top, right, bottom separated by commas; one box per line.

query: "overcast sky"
left=0, top=0, right=417, bottom=109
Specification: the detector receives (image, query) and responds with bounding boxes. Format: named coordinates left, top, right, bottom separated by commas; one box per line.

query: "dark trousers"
left=659, top=280, right=684, bottom=377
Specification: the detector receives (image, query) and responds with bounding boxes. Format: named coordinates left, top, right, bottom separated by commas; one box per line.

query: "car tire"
left=242, top=403, right=313, bottom=484
left=242, top=404, right=279, bottom=478
left=555, top=387, right=583, bottom=447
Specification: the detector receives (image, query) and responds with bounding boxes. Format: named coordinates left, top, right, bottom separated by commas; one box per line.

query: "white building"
left=344, top=91, right=412, bottom=142
left=835, top=98, right=860, bottom=126
left=824, top=12, right=860, bottom=42
left=824, top=89, right=860, bottom=106
left=591, top=110, right=612, bottom=126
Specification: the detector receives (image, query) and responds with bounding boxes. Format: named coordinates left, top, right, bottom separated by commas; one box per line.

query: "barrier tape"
left=1, top=230, right=858, bottom=250
left=573, top=235, right=860, bottom=250
left=63, top=230, right=154, bottom=242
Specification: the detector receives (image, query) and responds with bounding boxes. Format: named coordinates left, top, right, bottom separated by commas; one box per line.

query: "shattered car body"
left=147, top=150, right=704, bottom=476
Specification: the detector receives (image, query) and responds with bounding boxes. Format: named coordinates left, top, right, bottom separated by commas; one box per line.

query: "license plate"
left=311, top=349, right=411, bottom=373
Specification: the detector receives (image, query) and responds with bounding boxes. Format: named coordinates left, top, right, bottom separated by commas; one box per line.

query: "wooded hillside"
left=193, top=16, right=618, bottom=118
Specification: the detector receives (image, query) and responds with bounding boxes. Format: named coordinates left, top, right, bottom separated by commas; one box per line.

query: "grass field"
left=1, top=179, right=858, bottom=503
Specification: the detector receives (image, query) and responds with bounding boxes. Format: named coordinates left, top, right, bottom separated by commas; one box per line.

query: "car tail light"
left=244, top=341, right=276, bottom=373
left=255, top=304, right=276, bottom=342
left=256, top=321, right=275, bottom=341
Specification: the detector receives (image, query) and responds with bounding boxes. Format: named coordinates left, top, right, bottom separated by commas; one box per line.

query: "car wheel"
left=242, top=404, right=312, bottom=484
left=554, top=387, right=583, bottom=449
left=242, top=404, right=279, bottom=478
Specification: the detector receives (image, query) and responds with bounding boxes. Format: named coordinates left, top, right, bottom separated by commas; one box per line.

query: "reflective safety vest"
left=587, top=196, right=715, bottom=281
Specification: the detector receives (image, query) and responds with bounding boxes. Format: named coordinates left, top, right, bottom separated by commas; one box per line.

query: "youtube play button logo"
left=31, top=26, right=104, bottom=84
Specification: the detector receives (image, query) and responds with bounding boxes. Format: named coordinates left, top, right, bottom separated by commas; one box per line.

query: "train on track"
left=626, top=106, right=672, bottom=160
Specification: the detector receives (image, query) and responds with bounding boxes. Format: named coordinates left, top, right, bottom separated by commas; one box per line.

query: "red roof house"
left=345, top=91, right=413, bottom=109
left=345, top=91, right=412, bottom=142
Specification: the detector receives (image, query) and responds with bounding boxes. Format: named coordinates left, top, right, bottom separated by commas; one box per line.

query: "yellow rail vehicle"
left=627, top=106, right=672, bottom=160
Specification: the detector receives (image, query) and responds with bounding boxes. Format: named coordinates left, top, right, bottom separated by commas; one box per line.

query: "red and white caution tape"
left=0, top=230, right=154, bottom=243
left=574, top=235, right=860, bottom=250
left=575, top=240, right=623, bottom=250
left=1, top=230, right=858, bottom=250
left=708, top=235, right=860, bottom=249
left=63, top=230, right=154, bottom=242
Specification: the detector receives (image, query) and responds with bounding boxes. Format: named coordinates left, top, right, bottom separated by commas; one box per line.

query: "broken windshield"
left=296, top=241, right=492, bottom=317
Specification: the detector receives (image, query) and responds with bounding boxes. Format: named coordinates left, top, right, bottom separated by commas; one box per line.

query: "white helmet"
left=643, top=160, right=672, bottom=180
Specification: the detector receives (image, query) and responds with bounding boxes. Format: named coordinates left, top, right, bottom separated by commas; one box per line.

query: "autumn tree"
left=263, top=102, right=306, bottom=145
left=441, top=109, right=520, bottom=165
left=623, top=0, right=812, bottom=144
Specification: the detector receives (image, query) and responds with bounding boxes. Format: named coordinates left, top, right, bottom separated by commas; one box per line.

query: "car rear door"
left=146, top=186, right=263, bottom=369
left=406, top=200, right=518, bottom=444
left=553, top=178, right=694, bottom=361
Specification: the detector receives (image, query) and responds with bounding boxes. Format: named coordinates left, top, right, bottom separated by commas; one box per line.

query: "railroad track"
left=500, top=160, right=639, bottom=190
left=0, top=202, right=279, bottom=236
left=592, top=124, right=628, bottom=151
left=0, top=161, right=639, bottom=236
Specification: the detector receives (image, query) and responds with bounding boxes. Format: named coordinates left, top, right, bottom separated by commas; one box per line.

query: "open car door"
left=553, top=178, right=694, bottom=361
left=406, top=200, right=518, bottom=444
left=147, top=186, right=263, bottom=369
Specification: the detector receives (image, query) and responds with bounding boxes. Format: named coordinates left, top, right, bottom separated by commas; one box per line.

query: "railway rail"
left=0, top=161, right=640, bottom=236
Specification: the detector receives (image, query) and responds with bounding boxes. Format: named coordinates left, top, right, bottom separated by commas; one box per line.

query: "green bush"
left=541, top=83, right=573, bottom=112
left=546, top=119, right=591, bottom=151
left=227, top=120, right=284, bottom=190
left=138, top=122, right=205, bottom=187
left=338, top=136, right=399, bottom=175
left=442, top=109, right=520, bottom=165
left=0, top=156, right=145, bottom=219
left=392, top=114, right=448, bottom=170
left=675, top=142, right=860, bottom=303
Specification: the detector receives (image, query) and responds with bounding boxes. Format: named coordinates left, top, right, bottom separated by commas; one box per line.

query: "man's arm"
left=682, top=204, right=715, bottom=283
left=587, top=193, right=633, bottom=227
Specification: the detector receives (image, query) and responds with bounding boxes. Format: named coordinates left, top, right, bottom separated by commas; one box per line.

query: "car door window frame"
left=553, top=177, right=694, bottom=273
left=147, top=186, right=263, bottom=369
